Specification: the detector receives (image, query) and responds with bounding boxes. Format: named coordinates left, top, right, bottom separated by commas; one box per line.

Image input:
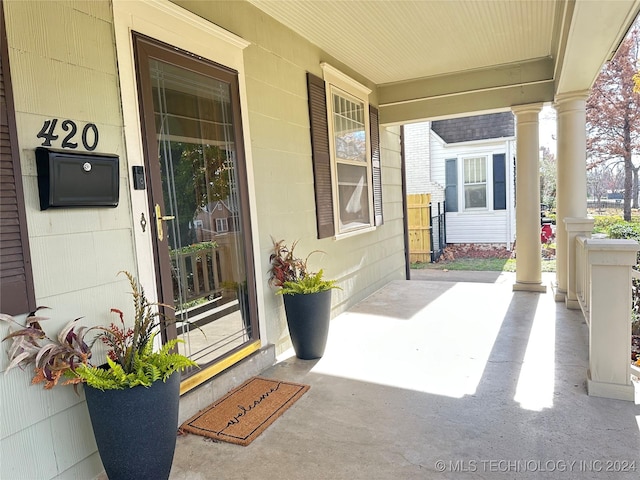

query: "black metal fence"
left=587, top=200, right=624, bottom=211
left=429, top=201, right=446, bottom=262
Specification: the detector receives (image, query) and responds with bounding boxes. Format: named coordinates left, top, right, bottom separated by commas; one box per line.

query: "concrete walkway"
left=170, top=273, right=640, bottom=479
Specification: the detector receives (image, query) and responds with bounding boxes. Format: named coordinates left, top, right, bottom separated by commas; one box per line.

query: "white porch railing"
left=632, top=269, right=640, bottom=380
left=575, top=235, right=590, bottom=321
left=573, top=233, right=640, bottom=401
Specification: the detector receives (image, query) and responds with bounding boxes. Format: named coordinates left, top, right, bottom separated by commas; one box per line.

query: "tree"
left=586, top=20, right=640, bottom=221
left=539, top=145, right=557, bottom=209
left=587, top=161, right=623, bottom=203
left=163, top=142, right=233, bottom=248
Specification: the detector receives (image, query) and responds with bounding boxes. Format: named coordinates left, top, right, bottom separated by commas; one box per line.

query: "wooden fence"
left=407, top=194, right=431, bottom=263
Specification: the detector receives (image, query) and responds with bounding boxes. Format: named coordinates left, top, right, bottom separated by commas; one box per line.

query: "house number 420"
left=37, top=119, right=99, bottom=151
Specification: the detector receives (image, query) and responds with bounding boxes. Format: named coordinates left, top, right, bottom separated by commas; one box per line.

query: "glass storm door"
left=134, top=35, right=257, bottom=377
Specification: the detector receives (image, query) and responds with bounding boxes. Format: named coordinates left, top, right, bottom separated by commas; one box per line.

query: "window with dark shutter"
left=0, top=7, right=35, bottom=315
left=307, top=72, right=335, bottom=239
left=493, top=153, right=507, bottom=210
left=307, top=70, right=382, bottom=238
left=370, top=105, right=383, bottom=226
left=445, top=158, right=458, bottom=212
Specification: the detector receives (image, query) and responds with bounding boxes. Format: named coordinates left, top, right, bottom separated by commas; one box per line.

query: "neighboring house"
left=194, top=200, right=238, bottom=242
left=405, top=113, right=516, bottom=249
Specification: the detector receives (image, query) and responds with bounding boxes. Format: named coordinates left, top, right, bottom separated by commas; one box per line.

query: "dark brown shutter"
left=306, top=72, right=334, bottom=239
left=0, top=5, right=35, bottom=315
left=370, top=105, right=383, bottom=226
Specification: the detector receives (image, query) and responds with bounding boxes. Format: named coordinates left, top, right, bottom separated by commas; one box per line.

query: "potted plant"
left=268, top=238, right=340, bottom=359
left=0, top=271, right=196, bottom=480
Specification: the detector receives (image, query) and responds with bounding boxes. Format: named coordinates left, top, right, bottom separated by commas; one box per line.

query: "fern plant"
left=1, top=271, right=197, bottom=391
left=75, top=338, right=195, bottom=390
left=277, top=270, right=340, bottom=295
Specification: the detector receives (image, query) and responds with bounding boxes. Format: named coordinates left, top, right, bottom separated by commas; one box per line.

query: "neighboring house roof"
left=431, top=112, right=514, bottom=144
left=204, top=198, right=237, bottom=214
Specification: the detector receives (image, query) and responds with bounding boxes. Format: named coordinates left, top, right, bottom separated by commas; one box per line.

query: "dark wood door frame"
left=131, top=32, right=258, bottom=347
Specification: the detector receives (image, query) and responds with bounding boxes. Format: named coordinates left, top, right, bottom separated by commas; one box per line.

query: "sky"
left=539, top=105, right=556, bottom=155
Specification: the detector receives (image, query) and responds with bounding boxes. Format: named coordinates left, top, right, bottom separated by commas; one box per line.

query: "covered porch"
left=242, top=0, right=640, bottom=294
left=170, top=272, right=640, bottom=479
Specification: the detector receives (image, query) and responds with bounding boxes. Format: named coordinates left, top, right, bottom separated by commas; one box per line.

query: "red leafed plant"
left=0, top=307, right=92, bottom=389
left=101, top=310, right=134, bottom=363
left=1, top=271, right=197, bottom=391
left=268, top=238, right=316, bottom=287
left=267, top=237, right=340, bottom=295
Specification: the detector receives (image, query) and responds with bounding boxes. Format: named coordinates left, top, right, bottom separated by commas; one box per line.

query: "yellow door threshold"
left=180, top=340, right=261, bottom=395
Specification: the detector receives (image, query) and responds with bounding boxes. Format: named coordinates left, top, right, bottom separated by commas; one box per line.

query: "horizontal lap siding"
left=446, top=211, right=509, bottom=243
left=2, top=1, right=133, bottom=480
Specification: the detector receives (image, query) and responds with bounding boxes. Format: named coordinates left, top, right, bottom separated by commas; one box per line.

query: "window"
left=306, top=64, right=383, bottom=239
left=331, top=88, right=370, bottom=231
left=215, top=218, right=228, bottom=232
left=445, top=153, right=507, bottom=213
left=463, top=156, right=487, bottom=209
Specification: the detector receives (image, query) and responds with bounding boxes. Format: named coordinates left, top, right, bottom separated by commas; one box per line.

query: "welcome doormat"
left=180, top=377, right=310, bottom=446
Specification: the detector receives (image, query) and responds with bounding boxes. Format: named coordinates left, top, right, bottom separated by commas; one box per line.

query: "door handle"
left=155, top=204, right=175, bottom=242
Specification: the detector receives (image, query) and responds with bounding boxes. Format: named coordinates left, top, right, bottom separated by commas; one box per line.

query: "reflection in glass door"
left=134, top=35, right=256, bottom=373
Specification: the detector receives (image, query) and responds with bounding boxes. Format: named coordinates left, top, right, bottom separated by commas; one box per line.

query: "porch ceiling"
left=247, top=0, right=640, bottom=124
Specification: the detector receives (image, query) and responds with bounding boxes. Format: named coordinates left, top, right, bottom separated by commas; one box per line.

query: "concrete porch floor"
left=169, top=272, right=640, bottom=479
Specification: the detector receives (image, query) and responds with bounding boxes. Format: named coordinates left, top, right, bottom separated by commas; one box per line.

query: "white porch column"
left=563, top=217, right=594, bottom=309
left=512, top=104, right=546, bottom=292
left=554, top=92, right=589, bottom=302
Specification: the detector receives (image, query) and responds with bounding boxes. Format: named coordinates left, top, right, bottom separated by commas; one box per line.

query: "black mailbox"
left=36, top=148, right=119, bottom=210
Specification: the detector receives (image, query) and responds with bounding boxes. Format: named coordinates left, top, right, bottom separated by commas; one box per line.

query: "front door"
left=133, top=34, right=258, bottom=380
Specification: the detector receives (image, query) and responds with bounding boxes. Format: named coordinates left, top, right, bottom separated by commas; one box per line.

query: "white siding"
left=446, top=211, right=511, bottom=243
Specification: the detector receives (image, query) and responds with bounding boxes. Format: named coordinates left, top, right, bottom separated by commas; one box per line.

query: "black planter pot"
left=84, top=372, right=181, bottom=480
left=283, top=289, right=332, bottom=359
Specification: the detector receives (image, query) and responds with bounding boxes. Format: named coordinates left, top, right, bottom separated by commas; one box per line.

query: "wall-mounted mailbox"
left=36, top=148, right=119, bottom=210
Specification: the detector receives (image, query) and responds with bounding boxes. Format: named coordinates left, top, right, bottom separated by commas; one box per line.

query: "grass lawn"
left=412, top=257, right=556, bottom=272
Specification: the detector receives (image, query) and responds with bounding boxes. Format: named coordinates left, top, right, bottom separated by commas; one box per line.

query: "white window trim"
left=321, top=63, right=375, bottom=237
left=321, top=63, right=371, bottom=97
left=215, top=217, right=228, bottom=233
left=461, top=154, right=491, bottom=212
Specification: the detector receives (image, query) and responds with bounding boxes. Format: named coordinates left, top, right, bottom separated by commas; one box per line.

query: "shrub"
left=608, top=221, right=640, bottom=241
left=592, top=215, right=624, bottom=234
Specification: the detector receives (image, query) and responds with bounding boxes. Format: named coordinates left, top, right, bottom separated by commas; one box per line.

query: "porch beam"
left=379, top=57, right=553, bottom=105
left=378, top=58, right=555, bottom=126
left=553, top=92, right=589, bottom=302
left=512, top=103, right=546, bottom=293
left=379, top=81, right=554, bottom=126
